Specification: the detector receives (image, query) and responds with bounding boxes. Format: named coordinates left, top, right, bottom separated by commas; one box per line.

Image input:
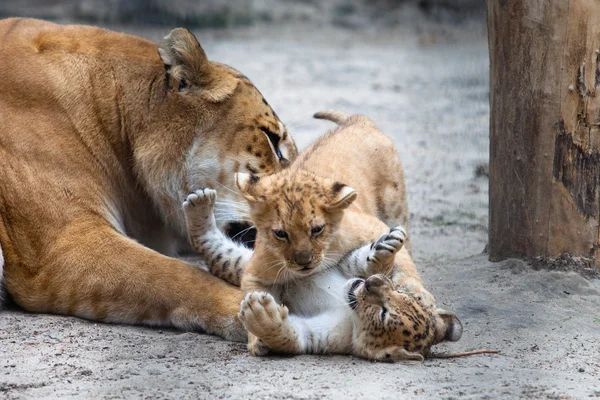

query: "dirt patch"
left=530, top=253, right=600, bottom=280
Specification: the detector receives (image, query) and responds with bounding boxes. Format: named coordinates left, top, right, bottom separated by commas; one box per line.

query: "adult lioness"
left=0, top=18, right=297, bottom=341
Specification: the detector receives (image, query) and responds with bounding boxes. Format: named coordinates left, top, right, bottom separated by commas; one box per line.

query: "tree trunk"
left=487, top=0, right=600, bottom=264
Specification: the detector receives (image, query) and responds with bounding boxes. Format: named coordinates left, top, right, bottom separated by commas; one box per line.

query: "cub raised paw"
left=238, top=292, right=297, bottom=355
left=183, top=188, right=218, bottom=240
left=366, top=225, right=407, bottom=273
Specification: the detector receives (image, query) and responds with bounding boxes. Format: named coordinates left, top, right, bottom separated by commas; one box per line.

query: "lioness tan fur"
left=0, top=18, right=297, bottom=341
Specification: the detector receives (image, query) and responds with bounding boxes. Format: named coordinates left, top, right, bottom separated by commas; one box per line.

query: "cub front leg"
left=366, top=225, right=407, bottom=275
left=183, top=188, right=253, bottom=286
left=337, top=225, right=407, bottom=279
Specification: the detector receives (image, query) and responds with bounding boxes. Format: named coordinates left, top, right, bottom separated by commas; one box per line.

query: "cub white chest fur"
left=280, top=269, right=349, bottom=316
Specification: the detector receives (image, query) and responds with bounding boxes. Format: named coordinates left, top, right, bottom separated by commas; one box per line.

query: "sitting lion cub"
left=183, top=111, right=461, bottom=361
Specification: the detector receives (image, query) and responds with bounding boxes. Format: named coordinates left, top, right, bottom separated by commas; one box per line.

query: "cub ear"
left=159, top=28, right=237, bottom=101
left=235, top=173, right=260, bottom=203
left=325, top=183, right=357, bottom=211
left=436, top=309, right=463, bottom=342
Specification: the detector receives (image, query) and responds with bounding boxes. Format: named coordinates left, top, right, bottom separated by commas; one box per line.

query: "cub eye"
left=178, top=78, right=188, bottom=92
left=380, top=307, right=388, bottom=321
left=272, top=230, right=289, bottom=241
left=310, top=225, right=324, bottom=237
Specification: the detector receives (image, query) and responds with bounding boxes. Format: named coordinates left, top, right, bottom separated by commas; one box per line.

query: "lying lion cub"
left=184, top=191, right=461, bottom=361
left=183, top=111, right=462, bottom=361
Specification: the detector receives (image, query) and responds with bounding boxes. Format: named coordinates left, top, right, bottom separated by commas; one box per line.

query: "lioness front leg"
left=17, top=223, right=247, bottom=342
left=183, top=188, right=252, bottom=286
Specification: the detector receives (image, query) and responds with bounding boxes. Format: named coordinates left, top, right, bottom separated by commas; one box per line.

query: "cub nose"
left=293, top=250, right=314, bottom=267
left=364, top=275, right=386, bottom=292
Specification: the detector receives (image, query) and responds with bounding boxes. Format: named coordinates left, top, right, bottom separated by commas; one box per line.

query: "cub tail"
left=313, top=110, right=349, bottom=125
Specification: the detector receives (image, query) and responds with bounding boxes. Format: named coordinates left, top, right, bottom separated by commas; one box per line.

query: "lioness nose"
left=293, top=250, right=314, bottom=266
left=365, top=275, right=386, bottom=292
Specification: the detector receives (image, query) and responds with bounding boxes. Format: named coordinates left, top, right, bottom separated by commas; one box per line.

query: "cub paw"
left=367, top=226, right=407, bottom=269
left=238, top=291, right=290, bottom=355
left=183, top=188, right=218, bottom=238
left=183, top=188, right=217, bottom=211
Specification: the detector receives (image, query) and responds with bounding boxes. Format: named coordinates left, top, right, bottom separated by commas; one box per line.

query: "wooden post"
left=487, top=0, right=600, bottom=263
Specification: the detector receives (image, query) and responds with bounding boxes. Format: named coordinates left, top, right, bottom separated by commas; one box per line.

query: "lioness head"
left=234, top=169, right=357, bottom=280
left=346, top=275, right=462, bottom=362
left=135, top=28, right=297, bottom=239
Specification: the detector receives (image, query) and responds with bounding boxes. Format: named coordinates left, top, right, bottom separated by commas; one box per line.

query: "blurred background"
left=0, top=0, right=489, bottom=263
left=0, top=0, right=484, bottom=30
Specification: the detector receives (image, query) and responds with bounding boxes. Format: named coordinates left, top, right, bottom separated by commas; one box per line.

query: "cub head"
left=136, top=28, right=297, bottom=238
left=235, top=169, right=357, bottom=280
left=345, top=275, right=462, bottom=362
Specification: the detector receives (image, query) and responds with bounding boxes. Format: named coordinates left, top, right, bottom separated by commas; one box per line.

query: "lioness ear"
left=159, top=28, right=237, bottom=101
left=325, top=183, right=357, bottom=211
left=436, top=309, right=463, bottom=342
left=235, top=173, right=260, bottom=203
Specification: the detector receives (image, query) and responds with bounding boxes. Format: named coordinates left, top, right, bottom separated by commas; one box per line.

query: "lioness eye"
left=380, top=307, right=388, bottom=321
left=272, top=230, right=289, bottom=241
left=310, top=225, right=324, bottom=237
left=178, top=78, right=187, bottom=92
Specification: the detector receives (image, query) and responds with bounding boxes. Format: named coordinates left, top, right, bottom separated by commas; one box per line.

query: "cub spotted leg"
left=365, top=226, right=434, bottom=306
left=336, top=225, right=435, bottom=306
left=183, top=188, right=252, bottom=287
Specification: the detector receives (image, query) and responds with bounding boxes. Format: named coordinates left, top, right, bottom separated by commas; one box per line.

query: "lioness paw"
left=367, top=226, right=407, bottom=268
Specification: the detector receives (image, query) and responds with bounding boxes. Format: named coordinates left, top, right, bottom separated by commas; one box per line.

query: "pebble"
left=578, top=367, right=585, bottom=373
left=47, top=331, right=61, bottom=340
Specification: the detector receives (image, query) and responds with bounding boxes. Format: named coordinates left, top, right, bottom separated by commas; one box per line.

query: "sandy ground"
left=1, top=25, right=599, bottom=399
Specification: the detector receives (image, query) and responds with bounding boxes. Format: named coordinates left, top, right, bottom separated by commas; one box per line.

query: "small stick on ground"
left=429, top=349, right=500, bottom=359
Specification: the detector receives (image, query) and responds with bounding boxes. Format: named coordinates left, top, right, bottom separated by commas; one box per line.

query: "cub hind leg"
left=183, top=188, right=252, bottom=287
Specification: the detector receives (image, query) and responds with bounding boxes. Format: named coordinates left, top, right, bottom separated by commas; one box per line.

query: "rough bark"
left=487, top=0, right=600, bottom=264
